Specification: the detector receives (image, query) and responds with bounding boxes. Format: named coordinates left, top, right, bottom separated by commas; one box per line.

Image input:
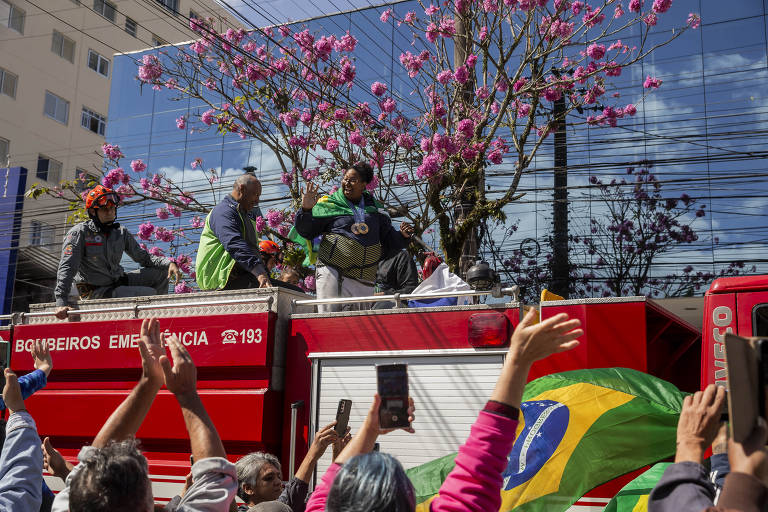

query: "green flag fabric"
left=287, top=189, right=383, bottom=266
left=603, top=463, right=671, bottom=512
left=406, top=368, right=685, bottom=512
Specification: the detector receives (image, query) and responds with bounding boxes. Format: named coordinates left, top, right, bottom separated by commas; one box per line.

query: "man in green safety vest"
left=195, top=174, right=271, bottom=290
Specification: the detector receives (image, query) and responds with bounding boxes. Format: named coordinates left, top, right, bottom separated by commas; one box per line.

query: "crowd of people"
left=0, top=309, right=764, bottom=511
left=53, top=162, right=427, bottom=319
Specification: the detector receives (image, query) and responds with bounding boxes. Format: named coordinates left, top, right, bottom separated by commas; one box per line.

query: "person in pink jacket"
left=305, top=308, right=583, bottom=512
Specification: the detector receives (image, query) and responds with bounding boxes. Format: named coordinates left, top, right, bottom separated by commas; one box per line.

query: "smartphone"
left=377, top=363, right=410, bottom=429
left=724, top=334, right=768, bottom=442
left=335, top=399, right=352, bottom=436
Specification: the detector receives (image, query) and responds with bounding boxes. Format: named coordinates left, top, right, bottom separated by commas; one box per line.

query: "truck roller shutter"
left=313, top=354, right=504, bottom=477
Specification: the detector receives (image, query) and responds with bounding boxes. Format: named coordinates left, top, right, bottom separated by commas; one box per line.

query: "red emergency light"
left=468, top=311, right=510, bottom=348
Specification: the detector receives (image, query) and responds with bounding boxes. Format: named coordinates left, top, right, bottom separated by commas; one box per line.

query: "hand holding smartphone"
left=377, top=363, right=410, bottom=429
left=335, top=399, right=352, bottom=436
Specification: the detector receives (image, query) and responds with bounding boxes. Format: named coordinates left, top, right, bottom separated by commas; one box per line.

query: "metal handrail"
left=21, top=296, right=274, bottom=320
left=292, top=286, right=520, bottom=311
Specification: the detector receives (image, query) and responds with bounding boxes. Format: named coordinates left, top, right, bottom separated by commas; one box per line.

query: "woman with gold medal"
left=291, top=162, right=413, bottom=312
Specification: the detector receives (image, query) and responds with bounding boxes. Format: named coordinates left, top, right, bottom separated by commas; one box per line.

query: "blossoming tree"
left=490, top=165, right=752, bottom=300
left=28, top=0, right=701, bottom=291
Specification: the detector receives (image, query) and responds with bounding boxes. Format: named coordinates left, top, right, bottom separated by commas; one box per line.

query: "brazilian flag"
left=603, top=463, right=670, bottom=512
left=407, top=368, right=685, bottom=512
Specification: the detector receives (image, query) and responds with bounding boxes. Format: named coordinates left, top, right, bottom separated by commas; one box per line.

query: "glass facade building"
left=107, top=0, right=768, bottom=294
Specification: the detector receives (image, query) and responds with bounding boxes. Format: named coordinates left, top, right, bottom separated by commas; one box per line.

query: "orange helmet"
left=85, top=185, right=119, bottom=210
left=258, top=240, right=281, bottom=255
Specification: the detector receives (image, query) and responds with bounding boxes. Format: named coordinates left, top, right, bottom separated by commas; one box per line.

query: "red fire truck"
left=1, top=275, right=762, bottom=509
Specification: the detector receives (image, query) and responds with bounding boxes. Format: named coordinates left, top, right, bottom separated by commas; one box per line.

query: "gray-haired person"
left=236, top=422, right=347, bottom=512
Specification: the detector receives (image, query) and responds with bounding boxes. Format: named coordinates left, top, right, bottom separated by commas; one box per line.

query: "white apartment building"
left=0, top=0, right=238, bottom=309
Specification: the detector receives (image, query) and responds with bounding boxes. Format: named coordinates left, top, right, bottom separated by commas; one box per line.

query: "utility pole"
left=454, top=12, right=479, bottom=277
left=551, top=96, right=569, bottom=297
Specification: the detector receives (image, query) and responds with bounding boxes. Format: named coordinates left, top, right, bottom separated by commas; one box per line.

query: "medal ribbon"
left=348, top=198, right=366, bottom=226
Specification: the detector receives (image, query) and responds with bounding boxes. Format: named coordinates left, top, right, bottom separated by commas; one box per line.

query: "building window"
left=125, top=17, right=137, bottom=37
left=44, top=91, right=69, bottom=125
left=51, top=30, right=76, bottom=63
left=0, top=67, right=17, bottom=98
left=156, top=0, right=178, bottom=13
left=0, top=138, right=8, bottom=168
left=87, top=49, right=109, bottom=77
left=0, top=0, right=25, bottom=34
left=30, top=220, right=55, bottom=247
left=81, top=107, right=106, bottom=135
left=93, top=0, right=115, bottom=22
left=151, top=34, right=168, bottom=47
left=36, top=155, right=62, bottom=183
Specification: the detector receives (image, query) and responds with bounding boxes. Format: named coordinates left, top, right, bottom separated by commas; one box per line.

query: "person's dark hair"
left=235, top=451, right=282, bottom=502
left=69, top=439, right=152, bottom=512
left=349, top=162, right=374, bottom=184
left=326, top=452, right=415, bottom=512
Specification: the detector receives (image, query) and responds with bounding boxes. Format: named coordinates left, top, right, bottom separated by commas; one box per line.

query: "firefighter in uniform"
left=54, top=185, right=181, bottom=320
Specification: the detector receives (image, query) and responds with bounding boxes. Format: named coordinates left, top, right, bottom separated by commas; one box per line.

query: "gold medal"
left=358, top=222, right=369, bottom=234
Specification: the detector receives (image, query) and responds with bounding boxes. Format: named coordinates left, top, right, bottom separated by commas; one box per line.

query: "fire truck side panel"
left=11, top=311, right=283, bottom=502
left=701, top=292, right=736, bottom=389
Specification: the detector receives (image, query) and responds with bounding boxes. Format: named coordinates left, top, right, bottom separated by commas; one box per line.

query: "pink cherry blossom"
left=652, top=0, right=671, bottom=13
left=167, top=204, right=182, bottom=217
left=102, top=143, right=124, bottom=161
left=266, top=209, right=284, bottom=228
left=138, top=222, right=155, bottom=241
left=687, top=12, right=701, bottom=28
left=349, top=130, right=367, bottom=147
left=628, top=0, right=641, bottom=12
left=465, top=54, right=477, bottom=68
left=176, top=116, right=186, bottom=130
left=190, top=216, right=204, bottom=229
left=371, top=81, right=387, bottom=96
left=254, top=216, right=266, bottom=232
left=201, top=109, right=215, bottom=126
left=156, top=208, right=169, bottom=220
left=380, top=9, right=392, bottom=22
left=174, top=281, right=192, bottom=294
left=138, top=54, right=162, bottom=83
left=155, top=227, right=175, bottom=242
left=586, top=43, right=606, bottom=60
left=149, top=246, right=165, bottom=257
left=643, top=76, right=662, bottom=89
left=130, top=160, right=147, bottom=173
left=379, top=97, right=396, bottom=114
left=625, top=104, right=637, bottom=116
left=644, top=12, right=657, bottom=26
left=302, top=275, right=316, bottom=291
left=437, top=70, right=453, bottom=85
left=334, top=31, right=357, bottom=52
left=281, top=172, right=293, bottom=186
left=425, top=4, right=439, bottom=15
left=614, top=4, right=625, bottom=17
left=326, top=137, right=340, bottom=151
left=454, top=65, right=469, bottom=84
left=396, top=133, right=415, bottom=149
left=395, top=172, right=410, bottom=185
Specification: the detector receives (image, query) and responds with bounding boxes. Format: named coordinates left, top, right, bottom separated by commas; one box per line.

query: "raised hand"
left=675, top=384, right=727, bottom=463
left=139, top=318, right=165, bottom=388
left=42, top=437, right=73, bottom=481
left=301, top=181, right=321, bottom=211
left=508, top=308, right=582, bottom=366
left=31, top=339, right=52, bottom=377
left=160, top=333, right=198, bottom=398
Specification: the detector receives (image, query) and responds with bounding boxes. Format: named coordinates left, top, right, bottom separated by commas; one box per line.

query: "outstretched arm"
left=160, top=333, right=225, bottom=460
left=432, top=308, right=583, bottom=512
left=92, top=318, right=165, bottom=447
left=0, top=368, right=43, bottom=511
